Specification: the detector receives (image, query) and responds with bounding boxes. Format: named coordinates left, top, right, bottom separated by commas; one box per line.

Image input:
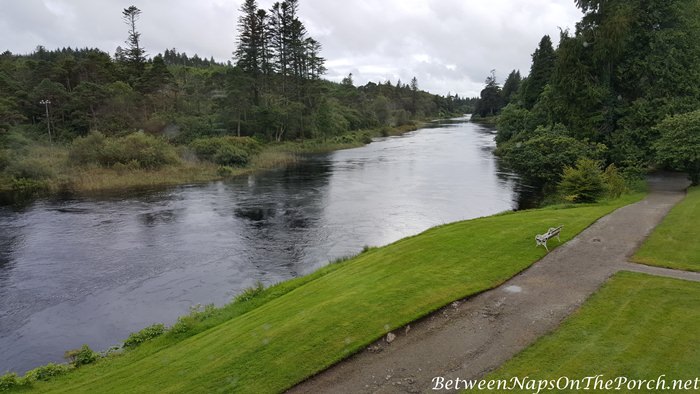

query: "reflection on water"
left=0, top=118, right=531, bottom=373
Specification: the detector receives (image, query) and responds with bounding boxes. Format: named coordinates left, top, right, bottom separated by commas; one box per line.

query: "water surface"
left=0, top=118, right=528, bottom=373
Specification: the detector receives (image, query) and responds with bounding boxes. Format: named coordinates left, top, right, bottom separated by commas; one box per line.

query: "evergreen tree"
left=522, top=35, right=555, bottom=110
left=121, top=6, right=146, bottom=70
left=501, top=69, right=521, bottom=105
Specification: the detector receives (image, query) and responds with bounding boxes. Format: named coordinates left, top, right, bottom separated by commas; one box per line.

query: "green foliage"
left=190, top=136, right=261, bottom=166
left=64, top=344, right=99, bottom=367
left=603, top=163, right=627, bottom=198
left=474, top=70, right=504, bottom=118
left=0, top=373, right=20, bottom=391
left=497, top=125, right=607, bottom=184
left=5, top=157, right=55, bottom=180
left=170, top=304, right=217, bottom=335
left=654, top=110, right=700, bottom=184
left=216, top=165, right=236, bottom=177
left=24, top=363, right=71, bottom=382
left=234, top=281, right=265, bottom=303
left=123, top=323, right=166, bottom=349
left=558, top=158, right=606, bottom=203
left=495, top=104, right=533, bottom=144
left=522, top=35, right=555, bottom=110
left=69, top=131, right=179, bottom=169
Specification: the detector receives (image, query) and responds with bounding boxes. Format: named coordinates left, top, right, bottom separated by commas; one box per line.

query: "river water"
left=0, top=118, right=531, bottom=373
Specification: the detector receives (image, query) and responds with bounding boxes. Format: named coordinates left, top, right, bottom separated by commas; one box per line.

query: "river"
left=0, top=118, right=532, bottom=373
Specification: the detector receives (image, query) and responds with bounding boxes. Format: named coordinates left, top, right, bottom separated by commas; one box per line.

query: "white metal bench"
left=535, top=225, right=563, bottom=252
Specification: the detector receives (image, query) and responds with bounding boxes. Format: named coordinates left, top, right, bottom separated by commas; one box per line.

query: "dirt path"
left=289, top=173, right=692, bottom=394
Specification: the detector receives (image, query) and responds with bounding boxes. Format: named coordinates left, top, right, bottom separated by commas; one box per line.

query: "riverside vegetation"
left=0, top=1, right=475, bottom=202
left=470, top=0, right=700, bottom=200
left=0, top=190, right=643, bottom=392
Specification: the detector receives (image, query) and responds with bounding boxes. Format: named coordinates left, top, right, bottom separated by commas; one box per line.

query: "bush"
left=68, top=131, right=108, bottom=165
left=70, top=131, right=180, bottom=169
left=603, top=164, right=627, bottom=198
left=171, top=304, right=217, bottom=335
left=558, top=158, right=606, bottom=203
left=217, top=165, right=236, bottom=177
left=190, top=136, right=261, bottom=167
left=654, top=110, right=700, bottom=184
left=123, top=323, right=166, bottom=348
left=0, top=373, right=20, bottom=391
left=64, top=344, right=98, bottom=367
left=5, top=157, right=55, bottom=180
left=497, top=125, right=607, bottom=185
left=495, top=104, right=534, bottom=144
left=23, top=363, right=71, bottom=382
left=0, top=150, right=10, bottom=171
left=234, top=281, right=265, bottom=303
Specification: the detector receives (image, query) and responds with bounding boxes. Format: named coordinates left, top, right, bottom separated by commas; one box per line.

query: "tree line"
left=0, top=2, right=474, bottom=148
left=473, top=0, right=700, bottom=189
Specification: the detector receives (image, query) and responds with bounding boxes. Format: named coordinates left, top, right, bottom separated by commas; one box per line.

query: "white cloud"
left=0, top=0, right=583, bottom=97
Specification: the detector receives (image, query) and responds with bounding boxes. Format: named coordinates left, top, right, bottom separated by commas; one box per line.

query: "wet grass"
left=632, top=186, right=700, bottom=272
left=21, top=193, right=644, bottom=393
left=484, top=271, right=700, bottom=393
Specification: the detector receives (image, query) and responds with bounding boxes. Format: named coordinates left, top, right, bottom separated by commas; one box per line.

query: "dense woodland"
left=473, top=0, right=700, bottom=195
left=0, top=1, right=474, bottom=197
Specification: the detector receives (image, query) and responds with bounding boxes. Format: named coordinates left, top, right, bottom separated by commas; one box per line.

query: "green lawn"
left=25, top=194, right=643, bottom=393
left=633, top=186, right=700, bottom=272
left=483, top=272, right=700, bottom=393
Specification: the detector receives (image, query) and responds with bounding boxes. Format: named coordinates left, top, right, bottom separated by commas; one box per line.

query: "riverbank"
left=0, top=123, right=422, bottom=203
left=5, top=191, right=643, bottom=392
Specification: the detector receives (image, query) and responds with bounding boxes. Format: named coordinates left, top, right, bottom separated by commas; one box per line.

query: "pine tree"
left=522, top=35, right=555, bottom=110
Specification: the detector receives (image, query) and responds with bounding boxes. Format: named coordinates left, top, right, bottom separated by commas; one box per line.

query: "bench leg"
left=543, top=242, right=549, bottom=252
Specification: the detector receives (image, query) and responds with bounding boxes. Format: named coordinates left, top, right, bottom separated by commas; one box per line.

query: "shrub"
left=64, top=344, right=98, bottom=367
left=5, top=157, right=55, bottom=180
left=603, top=164, right=627, bottom=198
left=110, top=132, right=179, bottom=169
left=0, top=150, right=10, bottom=171
left=0, top=373, right=20, bottom=391
left=190, top=136, right=261, bottom=167
left=70, top=131, right=179, bottom=169
left=171, top=304, right=217, bottom=335
left=234, top=281, right=265, bottom=303
left=217, top=165, right=236, bottom=177
left=495, top=104, right=534, bottom=144
left=23, top=363, right=71, bottom=382
left=68, top=131, right=108, bottom=165
left=123, top=323, right=166, bottom=348
left=497, top=125, right=607, bottom=185
left=654, top=110, right=700, bottom=184
left=558, top=158, right=606, bottom=203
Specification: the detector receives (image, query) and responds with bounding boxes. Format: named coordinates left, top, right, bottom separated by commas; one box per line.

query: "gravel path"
left=289, top=173, right=692, bottom=393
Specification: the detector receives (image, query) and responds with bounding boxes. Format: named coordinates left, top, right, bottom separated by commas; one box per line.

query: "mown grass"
left=632, top=186, right=700, bottom=272
left=483, top=271, right=700, bottom=393
left=17, top=193, right=644, bottom=393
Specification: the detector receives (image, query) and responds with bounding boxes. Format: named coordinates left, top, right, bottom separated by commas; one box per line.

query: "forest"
left=472, top=0, right=700, bottom=197
left=0, top=1, right=474, bottom=199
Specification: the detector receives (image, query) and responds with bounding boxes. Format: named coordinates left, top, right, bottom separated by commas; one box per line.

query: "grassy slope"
left=632, top=186, right=700, bottom=272
left=29, top=194, right=642, bottom=393
left=485, top=272, right=700, bottom=392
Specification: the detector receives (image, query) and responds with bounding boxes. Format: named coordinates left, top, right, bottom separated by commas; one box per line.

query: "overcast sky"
left=0, top=0, right=583, bottom=97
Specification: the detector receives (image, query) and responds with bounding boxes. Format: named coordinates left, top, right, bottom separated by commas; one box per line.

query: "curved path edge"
left=289, top=173, right=692, bottom=394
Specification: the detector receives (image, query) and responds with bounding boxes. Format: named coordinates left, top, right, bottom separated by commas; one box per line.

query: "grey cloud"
left=0, top=0, right=582, bottom=97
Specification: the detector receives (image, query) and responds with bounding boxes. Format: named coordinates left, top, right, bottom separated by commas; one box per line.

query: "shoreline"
left=0, top=123, right=427, bottom=205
